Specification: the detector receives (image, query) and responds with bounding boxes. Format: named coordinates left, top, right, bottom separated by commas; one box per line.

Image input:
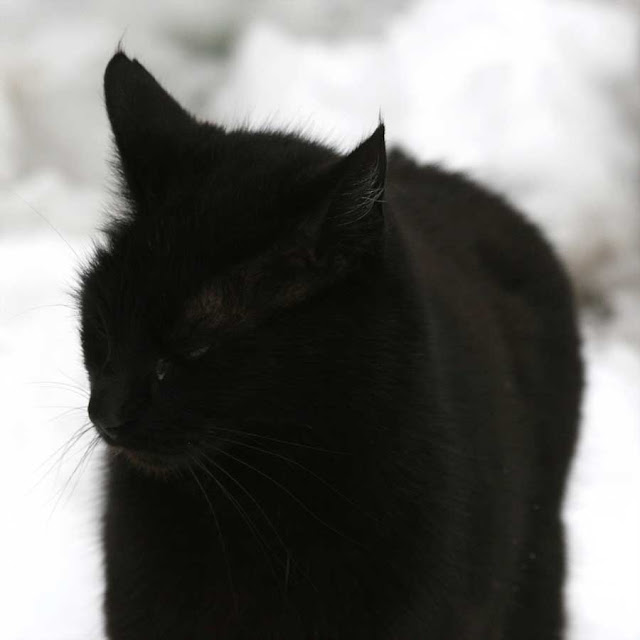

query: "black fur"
left=78, top=52, right=582, bottom=639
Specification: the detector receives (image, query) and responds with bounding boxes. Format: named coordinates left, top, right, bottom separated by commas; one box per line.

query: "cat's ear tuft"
left=299, top=124, right=387, bottom=266
left=330, top=123, right=386, bottom=228
left=103, top=52, right=199, bottom=199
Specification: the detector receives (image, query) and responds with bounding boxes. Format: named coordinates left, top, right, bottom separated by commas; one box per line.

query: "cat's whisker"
left=30, top=423, right=94, bottom=496
left=35, top=404, right=88, bottom=410
left=3, top=303, right=76, bottom=324
left=29, top=380, right=90, bottom=399
left=47, top=406, right=86, bottom=424
left=64, top=435, right=102, bottom=500
left=46, top=434, right=101, bottom=520
left=32, top=421, right=94, bottom=477
left=214, top=447, right=363, bottom=549
left=198, top=452, right=320, bottom=598
left=56, top=368, right=89, bottom=390
left=187, top=466, right=239, bottom=616
left=206, top=433, right=373, bottom=522
left=205, top=424, right=347, bottom=455
left=198, top=452, right=291, bottom=560
left=191, top=457, right=286, bottom=595
left=9, top=189, right=79, bottom=259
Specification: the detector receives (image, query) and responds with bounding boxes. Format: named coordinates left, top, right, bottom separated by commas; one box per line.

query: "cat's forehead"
left=94, top=212, right=284, bottom=331
left=110, top=130, right=335, bottom=261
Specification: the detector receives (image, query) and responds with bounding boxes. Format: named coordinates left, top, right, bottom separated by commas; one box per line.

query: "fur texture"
left=79, top=52, right=582, bottom=639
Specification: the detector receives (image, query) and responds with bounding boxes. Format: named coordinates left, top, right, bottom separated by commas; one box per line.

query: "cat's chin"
left=109, top=445, right=186, bottom=478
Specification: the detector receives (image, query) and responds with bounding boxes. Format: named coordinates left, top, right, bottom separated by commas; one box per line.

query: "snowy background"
left=1, top=0, right=639, bottom=638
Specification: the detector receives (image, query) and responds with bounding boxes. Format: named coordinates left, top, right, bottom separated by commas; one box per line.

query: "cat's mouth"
left=105, top=441, right=193, bottom=476
left=98, top=425, right=194, bottom=475
left=113, top=446, right=182, bottom=475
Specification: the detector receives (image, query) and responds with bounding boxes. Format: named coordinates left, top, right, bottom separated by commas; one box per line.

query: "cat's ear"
left=297, top=124, right=387, bottom=266
left=103, top=52, right=200, bottom=199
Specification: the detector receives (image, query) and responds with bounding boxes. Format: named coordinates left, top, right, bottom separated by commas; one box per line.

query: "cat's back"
left=385, top=148, right=582, bottom=638
left=387, top=145, right=582, bottom=411
left=386, top=148, right=579, bottom=361
left=387, top=146, right=581, bottom=479
left=387, top=149, right=566, bottom=298
left=387, top=144, right=581, bottom=512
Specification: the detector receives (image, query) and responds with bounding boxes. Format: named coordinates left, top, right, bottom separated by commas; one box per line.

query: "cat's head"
left=79, top=52, right=387, bottom=473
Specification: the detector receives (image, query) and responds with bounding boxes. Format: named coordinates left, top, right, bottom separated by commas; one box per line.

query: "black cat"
left=79, top=52, right=582, bottom=639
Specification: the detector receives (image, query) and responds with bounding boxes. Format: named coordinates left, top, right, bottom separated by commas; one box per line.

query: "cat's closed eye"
left=155, top=345, right=210, bottom=381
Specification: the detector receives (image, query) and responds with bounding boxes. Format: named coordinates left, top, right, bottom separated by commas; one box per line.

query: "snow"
left=565, top=337, right=640, bottom=640
left=1, top=1, right=638, bottom=638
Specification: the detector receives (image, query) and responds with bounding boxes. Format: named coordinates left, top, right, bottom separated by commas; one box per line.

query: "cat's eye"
left=155, top=358, right=169, bottom=381
left=155, top=345, right=209, bottom=381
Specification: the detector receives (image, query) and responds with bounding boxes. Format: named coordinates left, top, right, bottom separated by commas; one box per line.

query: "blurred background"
left=1, top=0, right=639, bottom=638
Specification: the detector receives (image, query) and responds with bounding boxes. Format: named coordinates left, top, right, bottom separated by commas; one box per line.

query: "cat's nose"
left=88, top=389, right=122, bottom=444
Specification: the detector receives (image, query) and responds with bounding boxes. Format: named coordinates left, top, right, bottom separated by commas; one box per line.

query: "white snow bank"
left=565, top=338, right=640, bottom=640
left=0, top=235, right=104, bottom=640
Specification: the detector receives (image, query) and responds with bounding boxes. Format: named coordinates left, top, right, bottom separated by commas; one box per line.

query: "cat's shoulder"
left=386, top=148, right=569, bottom=294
